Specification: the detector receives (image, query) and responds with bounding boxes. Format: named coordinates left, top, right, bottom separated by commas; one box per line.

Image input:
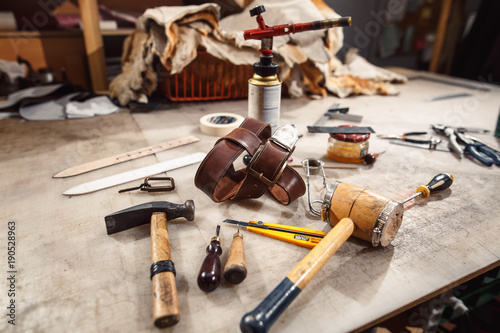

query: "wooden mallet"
left=105, top=200, right=195, bottom=328
left=240, top=173, right=453, bottom=332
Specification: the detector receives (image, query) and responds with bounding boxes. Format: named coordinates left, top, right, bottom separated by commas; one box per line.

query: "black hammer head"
left=105, top=200, right=195, bottom=235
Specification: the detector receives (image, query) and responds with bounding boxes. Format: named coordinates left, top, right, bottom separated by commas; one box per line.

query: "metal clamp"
left=370, top=200, right=401, bottom=247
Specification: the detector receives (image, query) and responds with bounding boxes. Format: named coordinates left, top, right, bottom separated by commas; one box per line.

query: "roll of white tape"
left=200, top=113, right=244, bottom=136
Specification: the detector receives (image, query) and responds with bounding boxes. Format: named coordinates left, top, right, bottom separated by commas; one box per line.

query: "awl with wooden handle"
left=223, top=231, right=247, bottom=284
left=197, top=225, right=222, bottom=292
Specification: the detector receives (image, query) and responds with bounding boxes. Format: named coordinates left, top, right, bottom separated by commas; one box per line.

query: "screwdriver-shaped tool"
left=223, top=231, right=247, bottom=284
left=402, top=173, right=454, bottom=204
left=197, top=225, right=222, bottom=292
left=223, top=219, right=326, bottom=249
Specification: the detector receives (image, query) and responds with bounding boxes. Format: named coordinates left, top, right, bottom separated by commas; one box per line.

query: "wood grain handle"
left=240, top=218, right=354, bottom=333
left=150, top=212, right=180, bottom=327
left=223, top=232, right=247, bottom=284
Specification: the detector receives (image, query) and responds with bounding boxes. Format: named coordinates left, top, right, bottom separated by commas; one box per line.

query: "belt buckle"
left=245, top=124, right=298, bottom=187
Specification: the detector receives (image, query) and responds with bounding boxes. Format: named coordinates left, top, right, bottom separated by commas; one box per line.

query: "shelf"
left=101, top=28, right=135, bottom=36
left=0, top=30, right=83, bottom=38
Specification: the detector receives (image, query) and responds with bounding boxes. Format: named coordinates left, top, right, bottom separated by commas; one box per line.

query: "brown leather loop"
left=195, top=118, right=305, bottom=205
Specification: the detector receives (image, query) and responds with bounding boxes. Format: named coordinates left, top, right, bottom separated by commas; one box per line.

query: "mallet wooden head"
left=105, top=200, right=195, bottom=235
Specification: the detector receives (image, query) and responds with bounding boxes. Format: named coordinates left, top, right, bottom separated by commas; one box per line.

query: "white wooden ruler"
left=53, top=135, right=199, bottom=178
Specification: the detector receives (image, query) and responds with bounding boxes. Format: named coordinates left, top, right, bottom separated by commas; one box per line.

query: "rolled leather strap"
left=195, top=118, right=305, bottom=205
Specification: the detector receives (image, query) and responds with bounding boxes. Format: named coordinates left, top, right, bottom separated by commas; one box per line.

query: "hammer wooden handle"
left=240, top=218, right=355, bottom=333
left=151, top=212, right=180, bottom=328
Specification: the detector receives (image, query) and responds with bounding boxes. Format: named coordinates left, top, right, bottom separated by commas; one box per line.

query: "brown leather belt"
left=195, top=118, right=305, bottom=205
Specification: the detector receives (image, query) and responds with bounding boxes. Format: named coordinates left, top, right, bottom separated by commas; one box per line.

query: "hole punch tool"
left=119, top=177, right=175, bottom=193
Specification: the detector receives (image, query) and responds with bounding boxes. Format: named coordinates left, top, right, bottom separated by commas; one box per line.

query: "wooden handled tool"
left=105, top=200, right=195, bottom=328
left=150, top=212, right=180, bottom=327
left=240, top=218, right=354, bottom=332
left=223, top=231, right=247, bottom=284
left=241, top=174, right=454, bottom=332
left=197, top=225, right=222, bottom=292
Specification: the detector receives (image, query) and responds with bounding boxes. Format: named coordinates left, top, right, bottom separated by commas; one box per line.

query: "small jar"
left=327, top=129, right=370, bottom=163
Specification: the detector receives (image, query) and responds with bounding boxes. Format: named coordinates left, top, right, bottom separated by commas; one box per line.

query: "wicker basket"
left=157, top=50, right=254, bottom=102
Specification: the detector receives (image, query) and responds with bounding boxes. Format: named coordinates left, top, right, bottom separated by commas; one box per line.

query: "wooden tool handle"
left=150, top=212, right=180, bottom=328
left=240, top=218, right=354, bottom=333
left=223, top=232, right=247, bottom=284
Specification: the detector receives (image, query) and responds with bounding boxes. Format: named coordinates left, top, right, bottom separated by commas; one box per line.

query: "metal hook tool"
left=302, top=158, right=327, bottom=216
left=119, top=177, right=175, bottom=193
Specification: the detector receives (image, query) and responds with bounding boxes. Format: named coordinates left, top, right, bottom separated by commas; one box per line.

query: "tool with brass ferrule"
left=223, top=219, right=325, bottom=249
left=402, top=173, right=454, bottom=204
left=197, top=225, right=223, bottom=292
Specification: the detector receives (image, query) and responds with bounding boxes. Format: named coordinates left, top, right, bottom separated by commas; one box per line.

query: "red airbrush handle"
left=243, top=5, right=351, bottom=41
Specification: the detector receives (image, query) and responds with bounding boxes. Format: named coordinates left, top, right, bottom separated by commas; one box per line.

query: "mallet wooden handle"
left=150, top=212, right=180, bottom=327
left=240, top=218, right=355, bottom=333
left=223, top=231, right=247, bottom=284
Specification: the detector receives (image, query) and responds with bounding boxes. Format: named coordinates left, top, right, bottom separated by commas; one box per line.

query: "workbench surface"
left=1, top=70, right=499, bottom=332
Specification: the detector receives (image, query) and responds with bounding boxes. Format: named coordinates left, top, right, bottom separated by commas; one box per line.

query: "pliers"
left=455, top=132, right=500, bottom=166
left=432, top=124, right=500, bottom=166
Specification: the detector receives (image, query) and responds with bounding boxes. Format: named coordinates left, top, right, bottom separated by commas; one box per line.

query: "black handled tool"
left=402, top=173, right=454, bottom=204
left=197, top=225, right=222, bottom=292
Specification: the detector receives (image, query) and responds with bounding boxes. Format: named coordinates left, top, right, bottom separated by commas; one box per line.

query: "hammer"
left=105, top=200, right=195, bottom=328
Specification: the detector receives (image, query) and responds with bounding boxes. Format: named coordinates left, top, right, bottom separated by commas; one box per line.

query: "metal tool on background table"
left=63, top=152, right=206, bottom=196
left=118, top=177, right=175, bottom=193
left=307, top=126, right=375, bottom=134
left=378, top=131, right=440, bottom=145
left=197, top=225, right=223, bottom=292
left=432, top=124, right=500, bottom=166
left=426, top=92, right=473, bottom=102
left=223, top=219, right=325, bottom=249
left=105, top=200, right=195, bottom=328
left=53, top=135, right=200, bottom=178
left=455, top=131, right=500, bottom=166
left=312, top=104, right=362, bottom=127
left=388, top=139, right=451, bottom=152
left=379, top=131, right=446, bottom=152
left=239, top=173, right=454, bottom=333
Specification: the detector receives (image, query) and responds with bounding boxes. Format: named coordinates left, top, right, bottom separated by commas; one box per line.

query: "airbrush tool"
left=244, top=5, right=351, bottom=132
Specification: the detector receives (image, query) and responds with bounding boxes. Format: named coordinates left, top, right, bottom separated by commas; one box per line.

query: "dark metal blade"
left=105, top=200, right=195, bottom=235
left=307, top=126, right=375, bottom=134
left=222, top=219, right=250, bottom=227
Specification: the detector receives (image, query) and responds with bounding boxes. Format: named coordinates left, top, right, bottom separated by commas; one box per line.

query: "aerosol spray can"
left=248, top=54, right=281, bottom=133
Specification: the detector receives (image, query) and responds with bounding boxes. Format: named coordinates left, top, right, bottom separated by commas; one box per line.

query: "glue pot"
left=327, top=126, right=370, bottom=163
